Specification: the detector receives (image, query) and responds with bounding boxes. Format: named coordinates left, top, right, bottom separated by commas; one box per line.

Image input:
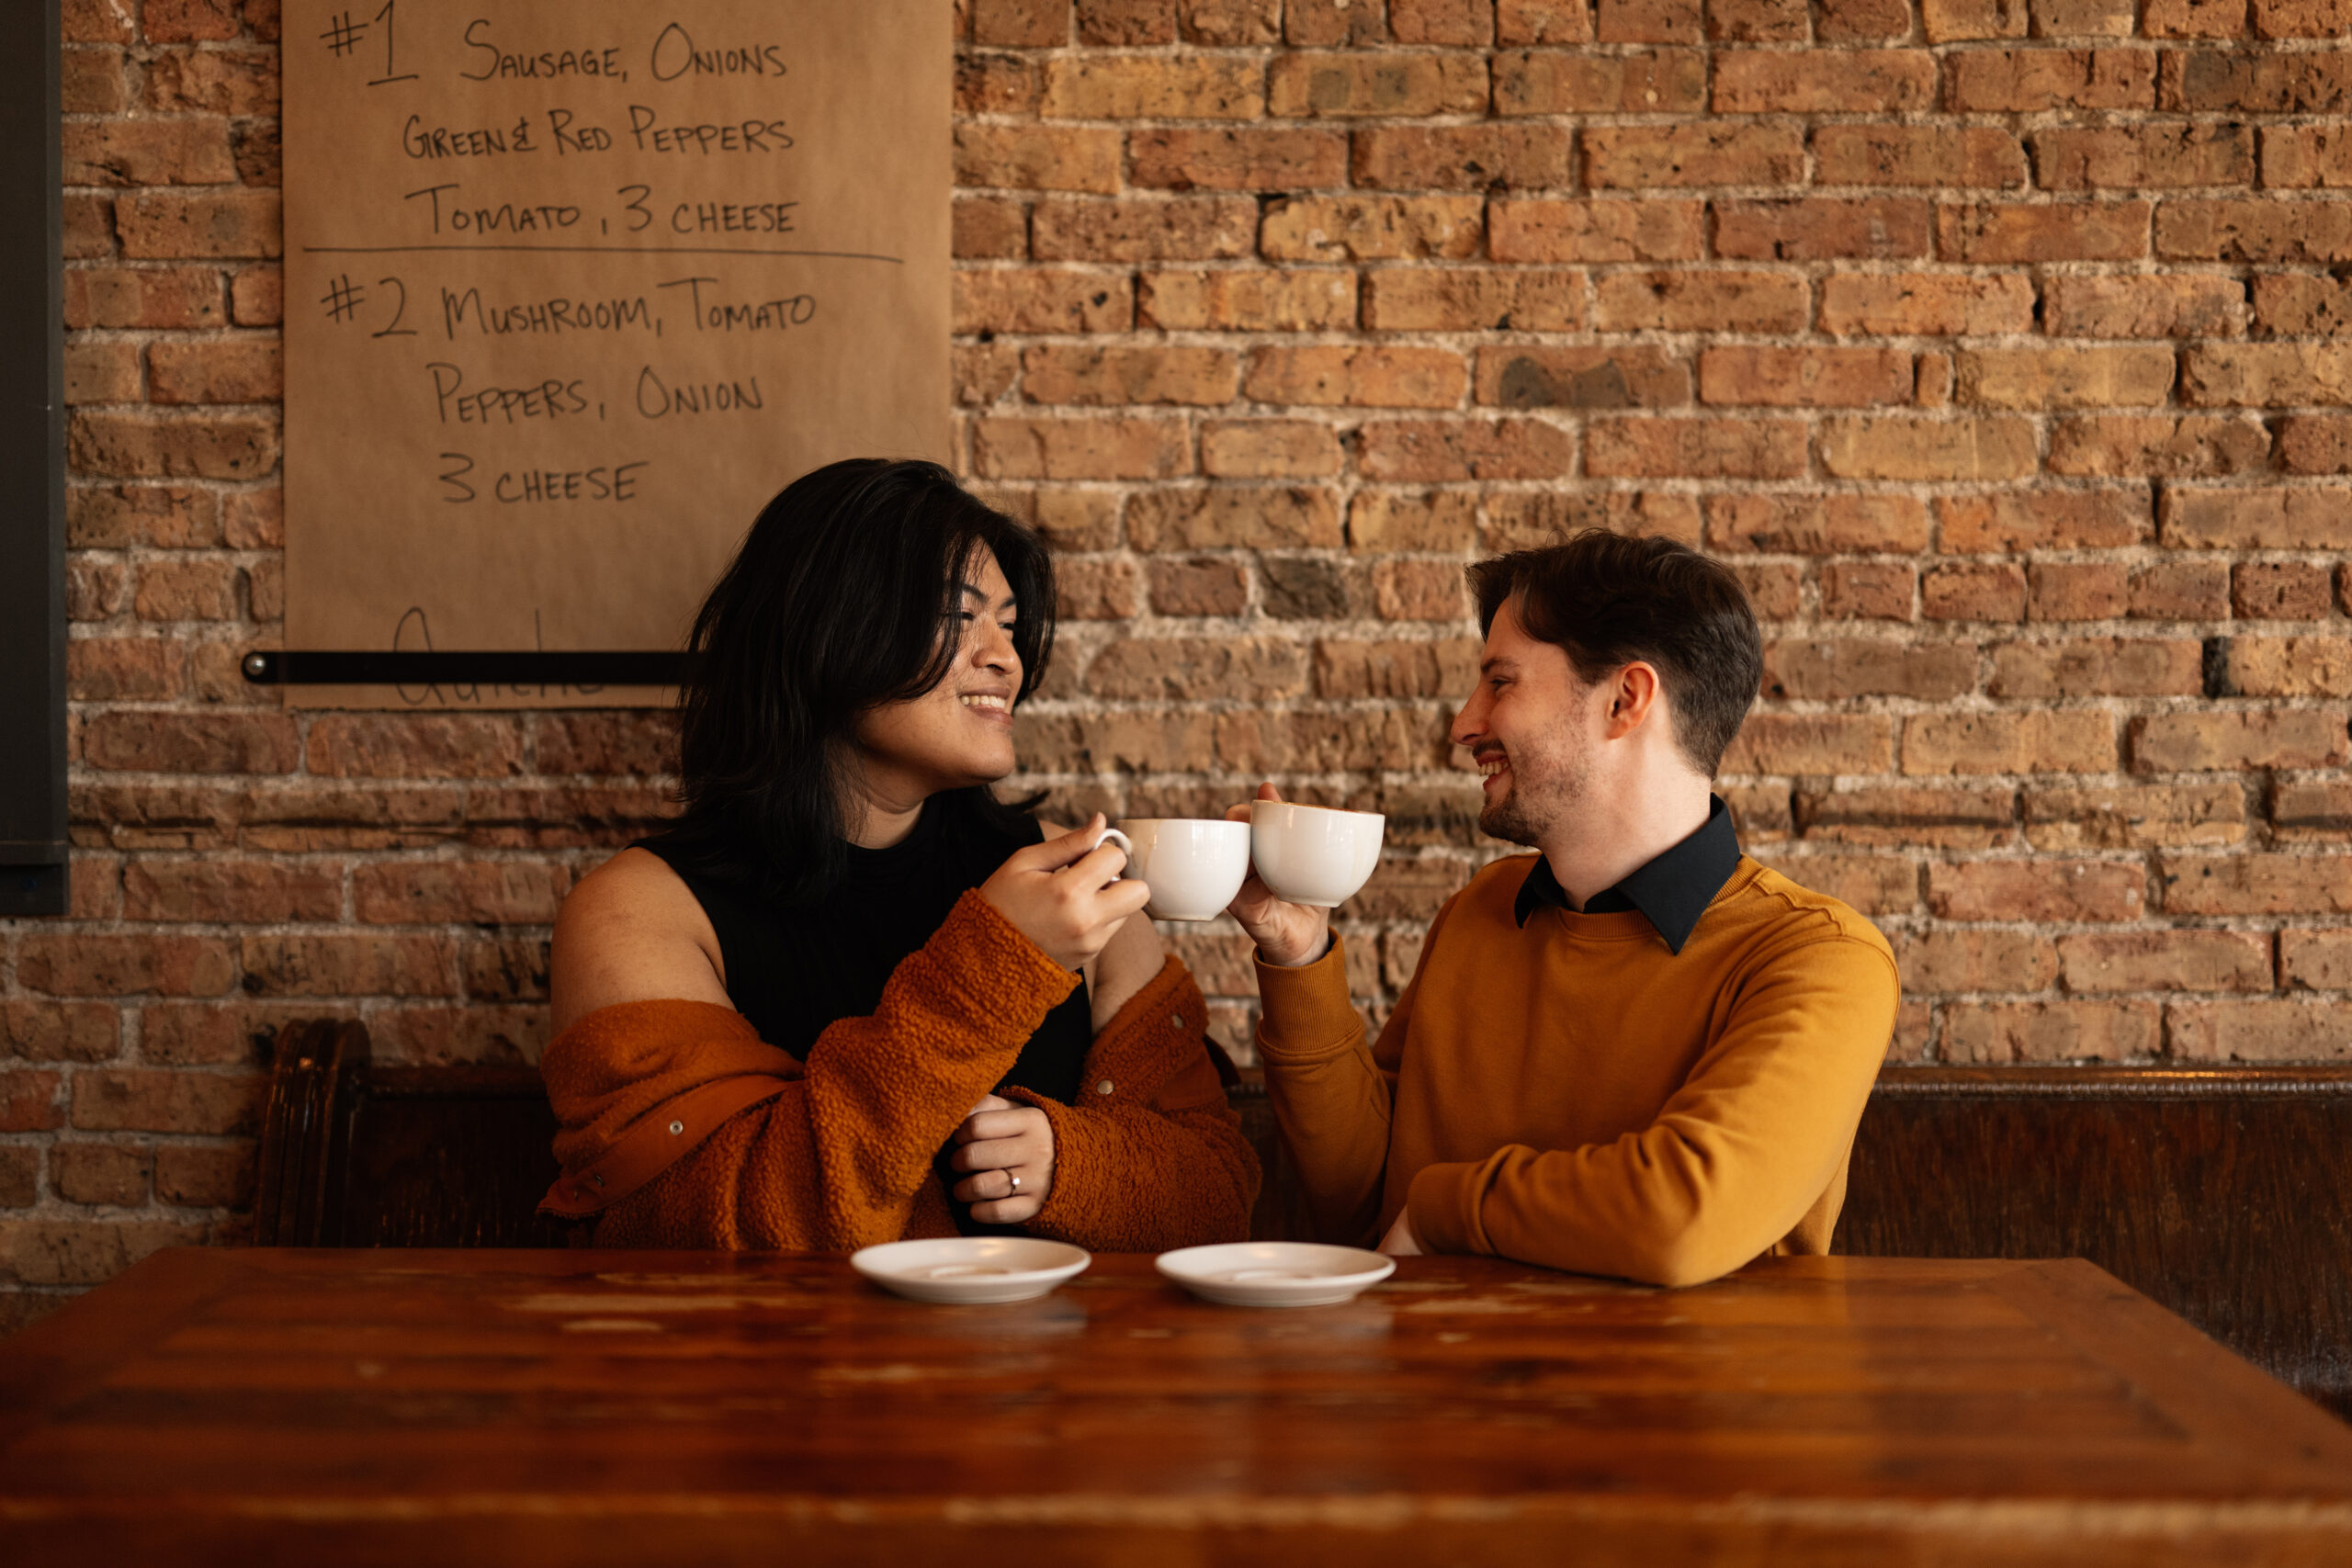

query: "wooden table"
left=2, top=1249, right=2347, bottom=1565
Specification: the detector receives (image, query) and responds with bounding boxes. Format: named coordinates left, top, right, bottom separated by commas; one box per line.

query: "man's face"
left=1449, top=597, right=1598, bottom=848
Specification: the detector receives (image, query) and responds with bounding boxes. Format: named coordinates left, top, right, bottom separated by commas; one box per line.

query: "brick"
left=1179, top=0, right=1284, bottom=44
left=1584, top=417, right=1805, bottom=479
left=64, top=0, right=135, bottom=43
left=1711, top=494, right=1929, bottom=554
left=2252, top=275, right=2352, bottom=336
left=2181, top=344, right=2352, bottom=408
left=2160, top=486, right=2352, bottom=548
left=2129, top=710, right=2351, bottom=771
left=1715, top=198, right=1932, bottom=261
left=1217, top=707, right=1456, bottom=773
left=1253, top=345, right=1467, bottom=408
left=239, top=934, right=456, bottom=998
left=2047, top=415, right=2269, bottom=477
left=139, top=1004, right=308, bottom=1066
left=2233, top=563, right=2335, bottom=620
left=1129, top=129, right=1347, bottom=191
left=1023, top=345, right=1240, bottom=406
left=1492, top=48, right=1706, bottom=115
left=1592, top=271, right=1808, bottom=333
left=1584, top=124, right=1806, bottom=189
left=1735, top=561, right=1804, bottom=618
left=462, top=937, right=551, bottom=1003
left=1359, top=418, right=1578, bottom=480
left=144, top=0, right=242, bottom=39
left=1352, top=126, right=1570, bottom=192
left=1923, top=0, right=2030, bottom=35
left=64, top=340, right=139, bottom=405
left=2154, top=198, right=2352, bottom=264
left=958, top=51, right=1041, bottom=116
left=1821, top=561, right=1917, bottom=621
left=2143, top=0, right=2251, bottom=32
left=2034, top=0, right=2140, bottom=33
left=68, top=557, right=130, bottom=620
left=954, top=126, right=1120, bottom=194
left=1488, top=200, right=1704, bottom=263
left=1713, top=51, right=1937, bottom=113
left=1285, top=0, right=1389, bottom=44
left=533, top=713, right=676, bottom=776
left=16, top=934, right=236, bottom=998
left=1266, top=53, right=1487, bottom=117
left=1818, top=274, right=2036, bottom=336
left=1936, top=491, right=2151, bottom=552
left=2170, top=1000, right=2352, bottom=1063
left=354, top=863, right=571, bottom=926
left=128, top=558, right=238, bottom=623
left=1374, top=559, right=1470, bottom=620
left=1076, top=0, right=1177, bottom=44
left=1261, top=195, right=1485, bottom=262
left=1202, top=419, right=1343, bottom=477
left=63, top=119, right=234, bottom=186
left=1951, top=49, right=2155, bottom=111
left=2271, top=780, right=2352, bottom=843
left=2034, top=126, right=2253, bottom=191
left=154, top=1144, right=254, bottom=1209
left=1031, top=197, right=1256, bottom=262
left=64, top=193, right=115, bottom=258
left=1928, top=859, right=2146, bottom=921
left=302, top=716, right=525, bottom=780
left=1, top=1220, right=209, bottom=1287
left=1477, top=345, right=1687, bottom=409
left=1818, top=0, right=1915, bottom=34
left=1996, top=637, right=2204, bottom=702
left=0, top=1072, right=65, bottom=1133
left=1126, top=487, right=1341, bottom=549
left=1017, top=711, right=1221, bottom=775
left=1893, top=931, right=2060, bottom=994
left=1938, top=201, right=2150, bottom=263
left=2279, top=416, right=2352, bottom=475
left=141, top=48, right=275, bottom=116
left=1147, top=557, right=1250, bottom=616
left=2058, top=930, right=2269, bottom=992
left=81, top=712, right=296, bottom=773
left=1761, top=639, right=1976, bottom=700
left=2161, top=852, right=2352, bottom=915
left=1819, top=417, right=2037, bottom=481
left=2254, top=0, right=2352, bottom=33
left=69, top=483, right=219, bottom=548
left=2260, top=127, right=2352, bottom=192
left=459, top=785, right=674, bottom=851
left=1942, top=1001, right=2161, bottom=1065
left=70, top=1068, right=261, bottom=1136
left=1363, top=268, right=1583, bottom=332
left=123, top=860, right=341, bottom=923
left=1055, top=558, right=1143, bottom=618
left=1903, top=711, right=2116, bottom=774
left=68, top=410, right=277, bottom=479
left=1958, top=347, right=2176, bottom=410
left=1762, top=852, right=1919, bottom=914
left=64, top=266, right=225, bottom=331
left=1498, top=0, right=1599, bottom=41
left=1721, top=715, right=1894, bottom=774
left=1390, top=0, right=1496, bottom=41
left=973, top=415, right=1191, bottom=479
left=2131, top=560, right=2230, bottom=620
left=1138, top=268, right=1354, bottom=332
left=113, top=189, right=280, bottom=259
left=1597, top=0, right=1704, bottom=39
left=1350, top=491, right=1480, bottom=551
left=2222, top=637, right=2352, bottom=696
left=1314, top=638, right=1481, bottom=699
left=954, top=197, right=1027, bottom=259
left=2024, top=782, right=2247, bottom=849
left=53, top=1145, right=150, bottom=1207
left=2282, top=929, right=2352, bottom=989
left=1923, top=563, right=2028, bottom=622
left=1482, top=490, right=1703, bottom=548
left=1811, top=127, right=2027, bottom=189
left=1700, top=347, right=1910, bottom=408
left=974, top=0, right=1069, bottom=47
left=2042, top=276, right=2248, bottom=338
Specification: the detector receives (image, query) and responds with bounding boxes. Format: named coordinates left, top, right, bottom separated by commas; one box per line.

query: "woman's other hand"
left=1224, top=784, right=1332, bottom=969
left=950, top=1093, right=1054, bottom=1224
left=979, top=815, right=1151, bottom=971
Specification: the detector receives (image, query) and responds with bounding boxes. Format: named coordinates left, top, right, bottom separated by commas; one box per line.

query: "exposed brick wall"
left=9, top=0, right=2350, bottom=1325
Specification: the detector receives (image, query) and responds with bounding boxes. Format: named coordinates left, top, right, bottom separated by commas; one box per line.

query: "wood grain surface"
left=2, top=1249, right=2347, bottom=1565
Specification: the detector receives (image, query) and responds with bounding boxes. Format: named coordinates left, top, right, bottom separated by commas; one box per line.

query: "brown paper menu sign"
left=281, top=0, right=949, bottom=708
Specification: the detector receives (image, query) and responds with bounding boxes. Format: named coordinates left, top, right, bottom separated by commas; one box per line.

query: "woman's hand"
left=950, top=1093, right=1054, bottom=1224
left=978, top=815, right=1151, bottom=971
left=1225, top=784, right=1332, bottom=969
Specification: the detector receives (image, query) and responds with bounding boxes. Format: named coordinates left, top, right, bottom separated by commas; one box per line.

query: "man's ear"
left=1602, top=661, right=1662, bottom=740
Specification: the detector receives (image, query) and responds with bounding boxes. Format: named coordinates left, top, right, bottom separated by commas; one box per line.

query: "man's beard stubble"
left=1476, top=743, right=1589, bottom=850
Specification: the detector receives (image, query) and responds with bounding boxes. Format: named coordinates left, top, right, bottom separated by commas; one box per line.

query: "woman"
left=540, top=459, right=1259, bottom=1252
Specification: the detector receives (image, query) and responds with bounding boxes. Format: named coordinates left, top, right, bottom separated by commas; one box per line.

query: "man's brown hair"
left=1467, top=530, right=1762, bottom=777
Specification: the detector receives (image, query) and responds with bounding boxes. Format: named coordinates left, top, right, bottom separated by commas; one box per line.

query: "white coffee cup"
left=1248, top=801, right=1385, bottom=909
left=1112, top=818, right=1252, bottom=921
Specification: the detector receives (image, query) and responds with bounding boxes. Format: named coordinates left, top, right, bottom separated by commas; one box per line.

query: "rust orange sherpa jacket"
left=540, top=889, right=1259, bottom=1253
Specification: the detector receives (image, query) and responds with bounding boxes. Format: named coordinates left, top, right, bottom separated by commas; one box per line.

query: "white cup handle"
left=1088, top=826, right=1134, bottom=877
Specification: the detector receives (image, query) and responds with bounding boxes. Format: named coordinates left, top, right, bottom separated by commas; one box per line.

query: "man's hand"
left=1224, top=784, right=1332, bottom=968
left=1377, top=1208, right=1423, bottom=1258
left=979, top=815, right=1152, bottom=971
left=949, top=1093, right=1055, bottom=1224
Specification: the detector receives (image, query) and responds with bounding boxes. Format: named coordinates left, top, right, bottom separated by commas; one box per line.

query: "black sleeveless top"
left=635, top=789, right=1092, bottom=1106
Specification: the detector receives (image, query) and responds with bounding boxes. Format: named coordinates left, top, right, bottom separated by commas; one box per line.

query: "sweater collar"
left=1512, top=795, right=1742, bottom=955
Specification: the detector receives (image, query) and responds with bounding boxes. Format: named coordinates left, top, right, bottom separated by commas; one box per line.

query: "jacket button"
left=1170, top=1013, right=1184, bottom=1029
left=1095, top=1079, right=1114, bottom=1096
left=668, top=1120, right=685, bottom=1135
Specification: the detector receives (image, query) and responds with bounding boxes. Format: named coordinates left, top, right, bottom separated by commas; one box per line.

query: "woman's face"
left=851, top=547, right=1023, bottom=809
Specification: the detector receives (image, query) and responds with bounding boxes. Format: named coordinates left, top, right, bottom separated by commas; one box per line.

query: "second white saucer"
left=1155, top=1242, right=1396, bottom=1307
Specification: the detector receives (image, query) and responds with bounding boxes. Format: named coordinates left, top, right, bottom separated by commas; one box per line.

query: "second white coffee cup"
left=1112, top=818, right=1252, bottom=921
left=1248, top=801, right=1385, bottom=908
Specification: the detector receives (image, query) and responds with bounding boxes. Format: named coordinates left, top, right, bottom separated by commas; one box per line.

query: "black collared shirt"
left=1511, top=795, right=1743, bottom=955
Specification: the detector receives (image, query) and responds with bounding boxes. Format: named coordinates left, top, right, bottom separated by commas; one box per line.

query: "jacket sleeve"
left=1005, top=955, right=1261, bottom=1253
left=1403, top=931, right=1900, bottom=1288
left=552, top=890, right=1079, bottom=1252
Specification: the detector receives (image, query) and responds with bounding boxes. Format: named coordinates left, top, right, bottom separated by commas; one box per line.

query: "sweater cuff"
left=1406, top=1159, right=1489, bottom=1257
left=1252, top=932, right=1361, bottom=1064
left=906, top=889, right=1083, bottom=1051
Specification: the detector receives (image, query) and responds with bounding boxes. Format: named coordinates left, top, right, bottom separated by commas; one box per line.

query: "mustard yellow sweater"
left=1256, top=855, right=1900, bottom=1288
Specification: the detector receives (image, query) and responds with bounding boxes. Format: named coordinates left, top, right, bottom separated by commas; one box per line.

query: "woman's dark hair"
left=1467, top=529, right=1761, bottom=777
left=652, top=458, right=1056, bottom=903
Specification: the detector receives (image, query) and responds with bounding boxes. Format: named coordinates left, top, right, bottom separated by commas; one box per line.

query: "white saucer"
left=850, top=1238, right=1091, bottom=1304
left=1155, top=1242, right=1396, bottom=1307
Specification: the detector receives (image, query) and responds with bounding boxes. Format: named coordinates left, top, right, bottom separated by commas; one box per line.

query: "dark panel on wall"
left=0, top=0, right=65, bottom=918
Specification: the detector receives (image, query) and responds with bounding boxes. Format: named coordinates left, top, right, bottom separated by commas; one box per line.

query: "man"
left=1232, top=531, right=1899, bottom=1287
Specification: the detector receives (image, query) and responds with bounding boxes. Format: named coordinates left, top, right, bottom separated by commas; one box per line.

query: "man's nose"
left=1448, top=694, right=1483, bottom=749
